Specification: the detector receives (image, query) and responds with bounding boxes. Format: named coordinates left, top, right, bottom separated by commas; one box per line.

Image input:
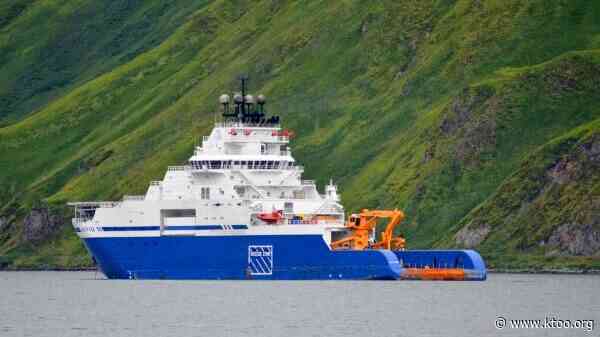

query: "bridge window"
left=201, top=187, right=210, bottom=200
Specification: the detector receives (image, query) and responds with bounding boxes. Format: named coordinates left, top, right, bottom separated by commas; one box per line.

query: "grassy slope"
left=0, top=0, right=212, bottom=125
left=442, top=116, right=600, bottom=270
left=1, top=0, right=600, bottom=268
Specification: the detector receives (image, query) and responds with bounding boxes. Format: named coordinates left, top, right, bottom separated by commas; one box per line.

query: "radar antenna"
left=219, top=75, right=279, bottom=125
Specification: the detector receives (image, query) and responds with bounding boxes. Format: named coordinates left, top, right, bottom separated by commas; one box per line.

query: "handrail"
left=122, top=195, right=145, bottom=201
left=67, top=201, right=121, bottom=208
left=167, top=165, right=192, bottom=171
left=214, top=122, right=280, bottom=128
left=190, top=164, right=303, bottom=171
left=234, top=170, right=267, bottom=199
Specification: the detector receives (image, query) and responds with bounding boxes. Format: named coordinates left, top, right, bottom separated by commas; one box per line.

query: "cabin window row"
left=191, top=160, right=295, bottom=170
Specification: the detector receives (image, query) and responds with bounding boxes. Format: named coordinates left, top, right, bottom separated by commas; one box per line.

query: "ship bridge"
left=139, top=76, right=345, bottom=228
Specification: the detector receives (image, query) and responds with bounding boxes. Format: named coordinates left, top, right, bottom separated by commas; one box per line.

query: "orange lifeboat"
left=257, top=210, right=283, bottom=224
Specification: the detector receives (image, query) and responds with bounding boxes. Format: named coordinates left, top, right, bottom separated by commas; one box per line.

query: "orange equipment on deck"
left=401, top=267, right=466, bottom=281
left=331, top=209, right=406, bottom=250
left=257, top=210, right=283, bottom=224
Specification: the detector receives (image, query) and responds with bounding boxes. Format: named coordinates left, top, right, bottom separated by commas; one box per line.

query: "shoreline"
left=488, top=268, right=600, bottom=275
left=1, top=267, right=600, bottom=275
left=0, top=267, right=97, bottom=272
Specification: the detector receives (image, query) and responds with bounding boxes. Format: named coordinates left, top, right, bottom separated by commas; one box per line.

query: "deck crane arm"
left=368, top=210, right=405, bottom=250
left=330, top=209, right=406, bottom=250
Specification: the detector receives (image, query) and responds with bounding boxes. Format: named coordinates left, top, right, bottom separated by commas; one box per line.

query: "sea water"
left=0, top=272, right=598, bottom=337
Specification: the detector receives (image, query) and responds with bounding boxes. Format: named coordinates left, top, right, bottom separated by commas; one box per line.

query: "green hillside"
left=1, top=0, right=599, bottom=270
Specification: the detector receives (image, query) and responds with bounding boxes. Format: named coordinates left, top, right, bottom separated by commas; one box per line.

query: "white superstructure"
left=70, top=82, right=346, bottom=243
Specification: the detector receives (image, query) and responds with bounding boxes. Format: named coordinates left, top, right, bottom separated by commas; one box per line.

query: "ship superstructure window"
left=201, top=187, right=210, bottom=200
left=161, top=209, right=196, bottom=218
left=261, top=144, right=266, bottom=154
left=284, top=202, right=293, bottom=214
left=191, top=160, right=295, bottom=170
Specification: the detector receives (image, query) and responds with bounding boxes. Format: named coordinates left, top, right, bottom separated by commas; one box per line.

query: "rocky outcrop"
left=454, top=115, right=496, bottom=164
left=547, top=223, right=600, bottom=256
left=454, top=223, right=491, bottom=248
left=22, top=207, right=63, bottom=243
left=439, top=86, right=494, bottom=135
left=543, top=135, right=600, bottom=256
left=547, top=135, right=600, bottom=185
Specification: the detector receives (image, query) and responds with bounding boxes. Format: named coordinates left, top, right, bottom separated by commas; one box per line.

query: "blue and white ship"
left=69, top=78, right=486, bottom=280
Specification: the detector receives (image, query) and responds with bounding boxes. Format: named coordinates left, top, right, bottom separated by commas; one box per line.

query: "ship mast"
left=218, top=76, right=277, bottom=125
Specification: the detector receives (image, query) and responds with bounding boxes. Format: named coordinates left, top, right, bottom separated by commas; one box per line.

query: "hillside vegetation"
left=1, top=0, right=599, bottom=270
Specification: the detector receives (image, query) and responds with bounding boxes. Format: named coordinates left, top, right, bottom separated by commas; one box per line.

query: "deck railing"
left=190, top=163, right=304, bottom=171
left=167, top=165, right=192, bottom=171
left=214, top=122, right=280, bottom=128
left=122, top=195, right=145, bottom=201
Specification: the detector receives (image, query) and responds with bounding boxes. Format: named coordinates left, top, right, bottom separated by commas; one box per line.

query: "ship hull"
left=82, top=234, right=404, bottom=280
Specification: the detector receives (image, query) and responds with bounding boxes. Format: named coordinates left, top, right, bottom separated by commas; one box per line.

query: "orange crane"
left=331, top=209, right=406, bottom=250
left=330, top=209, right=479, bottom=280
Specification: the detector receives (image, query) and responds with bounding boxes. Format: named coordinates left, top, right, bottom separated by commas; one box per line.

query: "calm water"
left=0, top=272, right=598, bottom=337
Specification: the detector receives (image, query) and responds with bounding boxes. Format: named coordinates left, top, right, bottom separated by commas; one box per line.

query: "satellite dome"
left=233, top=93, right=243, bottom=103
left=245, top=94, right=255, bottom=104
left=257, top=94, right=266, bottom=104
left=219, top=94, right=230, bottom=104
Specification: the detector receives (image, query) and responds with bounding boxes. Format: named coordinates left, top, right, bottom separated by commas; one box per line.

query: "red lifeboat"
left=279, top=129, right=295, bottom=138
left=257, top=210, right=283, bottom=224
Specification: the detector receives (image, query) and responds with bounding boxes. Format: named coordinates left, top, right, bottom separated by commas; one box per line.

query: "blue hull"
left=83, top=235, right=402, bottom=280
left=394, top=250, right=487, bottom=281
left=83, top=235, right=486, bottom=280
